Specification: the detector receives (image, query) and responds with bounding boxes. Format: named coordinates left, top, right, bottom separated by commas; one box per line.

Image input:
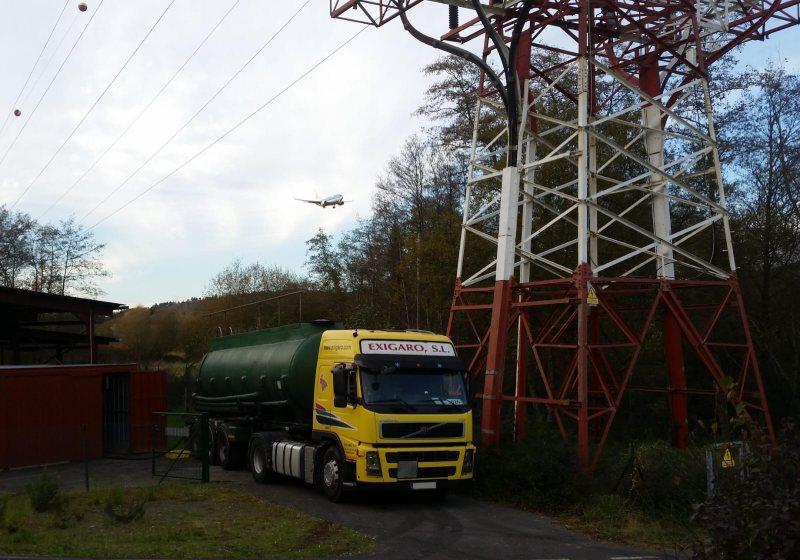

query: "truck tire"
left=321, top=446, right=348, bottom=503
left=249, top=438, right=275, bottom=483
left=217, top=426, right=244, bottom=470
left=189, top=420, right=216, bottom=465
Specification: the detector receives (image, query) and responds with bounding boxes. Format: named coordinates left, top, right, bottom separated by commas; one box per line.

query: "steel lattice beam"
left=331, top=0, right=795, bottom=470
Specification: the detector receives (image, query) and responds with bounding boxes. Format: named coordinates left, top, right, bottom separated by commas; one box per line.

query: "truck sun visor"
left=354, top=353, right=465, bottom=372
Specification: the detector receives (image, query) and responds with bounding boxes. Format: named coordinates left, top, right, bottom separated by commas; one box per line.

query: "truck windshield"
left=360, top=367, right=469, bottom=413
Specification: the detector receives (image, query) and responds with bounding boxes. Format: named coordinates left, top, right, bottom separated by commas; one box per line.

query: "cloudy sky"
left=1, top=1, right=798, bottom=306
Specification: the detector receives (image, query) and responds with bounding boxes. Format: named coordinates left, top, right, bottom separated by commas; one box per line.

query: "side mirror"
left=332, top=364, right=357, bottom=408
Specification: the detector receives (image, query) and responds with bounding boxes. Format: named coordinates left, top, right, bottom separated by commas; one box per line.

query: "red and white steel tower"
left=331, top=0, right=799, bottom=470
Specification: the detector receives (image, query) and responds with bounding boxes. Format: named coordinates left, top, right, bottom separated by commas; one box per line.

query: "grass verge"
left=0, top=481, right=373, bottom=558
left=559, top=494, right=694, bottom=551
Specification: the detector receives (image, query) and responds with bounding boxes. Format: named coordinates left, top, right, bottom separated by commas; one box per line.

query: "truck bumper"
left=345, top=478, right=472, bottom=492
left=349, top=443, right=476, bottom=488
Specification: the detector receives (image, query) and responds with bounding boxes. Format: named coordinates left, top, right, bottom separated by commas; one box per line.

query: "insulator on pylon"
left=78, top=2, right=87, bottom=12
left=13, top=109, right=21, bottom=117
left=449, top=6, right=458, bottom=30
left=601, top=7, right=618, bottom=29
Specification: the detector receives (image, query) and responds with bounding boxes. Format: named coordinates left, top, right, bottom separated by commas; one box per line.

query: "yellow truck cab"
left=193, top=321, right=475, bottom=501
left=313, top=329, right=475, bottom=499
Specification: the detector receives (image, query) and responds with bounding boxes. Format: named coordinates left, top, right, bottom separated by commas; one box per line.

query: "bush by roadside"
left=691, top=420, right=800, bottom=560
left=472, top=422, right=579, bottom=513
left=471, top=417, right=799, bottom=557
left=470, top=419, right=706, bottom=550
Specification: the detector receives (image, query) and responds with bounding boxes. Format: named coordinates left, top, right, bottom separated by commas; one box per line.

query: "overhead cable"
left=39, top=0, right=243, bottom=220
left=10, top=0, right=178, bottom=210
left=80, top=0, right=312, bottom=222
left=0, top=0, right=107, bottom=170
left=18, top=10, right=80, bottom=112
left=0, top=0, right=70, bottom=144
left=87, top=26, right=368, bottom=231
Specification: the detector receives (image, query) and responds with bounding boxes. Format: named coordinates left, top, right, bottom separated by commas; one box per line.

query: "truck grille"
left=380, top=422, right=464, bottom=439
left=385, top=450, right=459, bottom=463
left=388, top=466, right=456, bottom=479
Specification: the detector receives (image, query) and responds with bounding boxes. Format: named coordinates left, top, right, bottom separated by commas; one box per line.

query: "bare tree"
left=0, top=208, right=107, bottom=296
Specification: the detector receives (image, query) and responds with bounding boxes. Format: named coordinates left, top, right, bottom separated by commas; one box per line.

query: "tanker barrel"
left=194, top=321, right=338, bottom=421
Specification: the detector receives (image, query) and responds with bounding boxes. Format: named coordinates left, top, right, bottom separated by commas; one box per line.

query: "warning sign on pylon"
left=587, top=284, right=599, bottom=306
left=721, top=448, right=736, bottom=468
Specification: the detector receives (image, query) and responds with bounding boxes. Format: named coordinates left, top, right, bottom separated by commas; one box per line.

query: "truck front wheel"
left=249, top=438, right=274, bottom=483
left=321, top=446, right=347, bottom=503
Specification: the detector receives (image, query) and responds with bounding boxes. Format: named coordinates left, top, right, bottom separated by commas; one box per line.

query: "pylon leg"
left=664, top=308, right=688, bottom=447
left=514, top=312, right=528, bottom=442
left=576, top=267, right=591, bottom=471
left=481, top=279, right=512, bottom=447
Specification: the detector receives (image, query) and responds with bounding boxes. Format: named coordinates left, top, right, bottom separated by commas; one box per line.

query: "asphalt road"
left=0, top=460, right=675, bottom=560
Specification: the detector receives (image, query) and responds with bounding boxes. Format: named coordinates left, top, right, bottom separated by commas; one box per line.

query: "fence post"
left=81, top=423, right=89, bottom=492
left=200, top=413, right=210, bottom=483
left=151, top=412, right=156, bottom=477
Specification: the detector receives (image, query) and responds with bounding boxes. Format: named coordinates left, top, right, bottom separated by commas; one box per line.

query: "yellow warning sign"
left=587, top=285, right=599, bottom=306
left=721, top=448, right=736, bottom=468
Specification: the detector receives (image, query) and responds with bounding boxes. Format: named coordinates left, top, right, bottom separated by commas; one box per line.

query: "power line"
left=39, top=0, right=243, bottom=220
left=0, top=0, right=107, bottom=171
left=10, top=0, right=178, bottom=210
left=88, top=26, right=367, bottom=231
left=17, top=10, right=80, bottom=112
left=80, top=0, right=312, bottom=223
left=0, top=0, right=70, bottom=144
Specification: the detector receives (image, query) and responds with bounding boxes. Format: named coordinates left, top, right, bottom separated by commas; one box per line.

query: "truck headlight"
left=365, top=451, right=382, bottom=476
left=462, top=449, right=474, bottom=474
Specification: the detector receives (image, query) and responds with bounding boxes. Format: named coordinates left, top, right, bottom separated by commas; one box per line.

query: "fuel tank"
left=194, top=320, right=339, bottom=423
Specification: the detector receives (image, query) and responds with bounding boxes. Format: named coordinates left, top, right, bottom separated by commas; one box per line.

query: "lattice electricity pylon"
left=331, top=1, right=798, bottom=470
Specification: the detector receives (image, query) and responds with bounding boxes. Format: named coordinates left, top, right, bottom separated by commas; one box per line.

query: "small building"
left=0, top=364, right=165, bottom=470
left=0, top=286, right=126, bottom=364
left=0, top=288, right=166, bottom=470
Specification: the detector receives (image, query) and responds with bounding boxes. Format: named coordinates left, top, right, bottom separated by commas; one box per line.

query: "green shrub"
left=25, top=471, right=66, bottom=513
left=625, top=440, right=706, bottom=514
left=0, top=493, right=9, bottom=525
left=582, top=493, right=629, bottom=525
left=692, top=420, right=800, bottom=560
left=473, top=423, right=579, bottom=513
left=103, top=487, right=152, bottom=524
left=45, top=510, right=73, bottom=530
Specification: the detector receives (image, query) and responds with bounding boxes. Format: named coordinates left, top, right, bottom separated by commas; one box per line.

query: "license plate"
left=411, top=481, right=436, bottom=490
left=396, top=460, right=418, bottom=479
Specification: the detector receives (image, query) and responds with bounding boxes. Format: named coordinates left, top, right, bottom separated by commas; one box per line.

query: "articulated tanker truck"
left=192, top=320, right=475, bottom=501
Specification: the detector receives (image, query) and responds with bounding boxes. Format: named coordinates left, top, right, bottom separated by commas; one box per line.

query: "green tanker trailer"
left=192, top=320, right=477, bottom=501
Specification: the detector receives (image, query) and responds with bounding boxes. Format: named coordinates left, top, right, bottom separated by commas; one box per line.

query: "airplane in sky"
left=294, top=194, right=351, bottom=208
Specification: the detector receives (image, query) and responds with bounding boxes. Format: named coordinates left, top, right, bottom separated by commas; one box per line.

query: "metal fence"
left=151, top=412, right=209, bottom=483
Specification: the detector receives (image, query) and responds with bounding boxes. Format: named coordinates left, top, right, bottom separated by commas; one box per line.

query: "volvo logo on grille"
left=380, top=421, right=464, bottom=439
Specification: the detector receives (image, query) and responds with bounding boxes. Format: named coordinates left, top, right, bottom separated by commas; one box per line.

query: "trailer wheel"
left=189, top=420, right=216, bottom=465
left=322, top=446, right=348, bottom=503
left=217, top=426, right=244, bottom=470
left=249, top=438, right=274, bottom=483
